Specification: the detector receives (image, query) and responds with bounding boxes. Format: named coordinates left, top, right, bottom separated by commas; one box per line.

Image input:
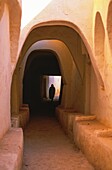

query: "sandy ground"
left=22, top=115, right=94, bottom=170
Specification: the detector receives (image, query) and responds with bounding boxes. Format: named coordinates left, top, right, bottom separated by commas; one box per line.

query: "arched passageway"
left=23, top=50, right=62, bottom=116
left=11, top=22, right=100, bottom=170
left=12, top=25, right=92, bottom=118
left=11, top=22, right=101, bottom=128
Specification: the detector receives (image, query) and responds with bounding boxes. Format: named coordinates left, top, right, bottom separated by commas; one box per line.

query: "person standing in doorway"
left=49, top=84, right=55, bottom=101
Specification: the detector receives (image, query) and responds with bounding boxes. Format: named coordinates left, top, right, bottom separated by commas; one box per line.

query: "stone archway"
left=11, top=22, right=103, bottom=127
left=19, top=21, right=104, bottom=88
left=11, top=38, right=75, bottom=119
left=23, top=50, right=62, bottom=116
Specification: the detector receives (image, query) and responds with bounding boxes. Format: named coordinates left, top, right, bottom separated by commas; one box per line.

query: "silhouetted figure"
left=49, top=84, right=55, bottom=101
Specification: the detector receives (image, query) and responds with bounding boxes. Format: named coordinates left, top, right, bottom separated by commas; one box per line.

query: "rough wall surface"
left=0, top=4, right=11, bottom=140
left=0, top=0, right=21, bottom=139
left=0, top=1, right=23, bottom=169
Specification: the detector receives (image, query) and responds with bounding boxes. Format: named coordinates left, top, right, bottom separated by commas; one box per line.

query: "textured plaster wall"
left=0, top=2, right=23, bottom=168
left=19, top=0, right=94, bottom=51
left=0, top=5, right=11, bottom=139
left=0, top=0, right=21, bottom=140
left=88, top=0, right=112, bottom=127
left=7, top=0, right=21, bottom=64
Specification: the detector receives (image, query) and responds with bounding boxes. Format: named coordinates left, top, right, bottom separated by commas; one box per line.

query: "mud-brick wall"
left=0, top=5, right=11, bottom=140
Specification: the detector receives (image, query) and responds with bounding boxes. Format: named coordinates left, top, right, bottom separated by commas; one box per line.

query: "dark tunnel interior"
left=23, top=50, right=63, bottom=116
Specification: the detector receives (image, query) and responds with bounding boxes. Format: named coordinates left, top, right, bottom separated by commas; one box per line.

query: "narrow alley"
left=22, top=112, right=94, bottom=170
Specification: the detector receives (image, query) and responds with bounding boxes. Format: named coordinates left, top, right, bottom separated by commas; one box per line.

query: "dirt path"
left=22, top=115, right=94, bottom=170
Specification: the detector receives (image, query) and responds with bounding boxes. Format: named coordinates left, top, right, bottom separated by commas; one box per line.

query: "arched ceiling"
left=18, top=25, right=86, bottom=80
left=17, top=23, right=104, bottom=88
left=24, top=50, right=61, bottom=76
left=20, top=40, right=75, bottom=85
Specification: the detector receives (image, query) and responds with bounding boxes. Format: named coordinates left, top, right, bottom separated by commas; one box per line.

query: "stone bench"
left=56, top=107, right=112, bottom=170
left=73, top=115, right=112, bottom=170
left=0, top=128, right=23, bottom=170
left=55, top=107, right=82, bottom=140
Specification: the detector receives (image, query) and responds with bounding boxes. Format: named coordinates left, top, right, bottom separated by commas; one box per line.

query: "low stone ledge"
left=21, top=104, right=29, bottom=108
left=74, top=115, right=96, bottom=121
left=19, top=106, right=29, bottom=129
left=94, top=129, right=112, bottom=137
left=67, top=113, right=80, bottom=140
left=73, top=118, right=112, bottom=170
left=0, top=128, right=23, bottom=170
left=11, top=115, right=20, bottom=128
left=55, top=107, right=82, bottom=139
left=56, top=108, right=112, bottom=169
left=11, top=105, right=29, bottom=129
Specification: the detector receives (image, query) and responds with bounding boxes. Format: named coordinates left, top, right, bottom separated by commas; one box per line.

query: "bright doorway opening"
left=41, top=75, right=62, bottom=101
